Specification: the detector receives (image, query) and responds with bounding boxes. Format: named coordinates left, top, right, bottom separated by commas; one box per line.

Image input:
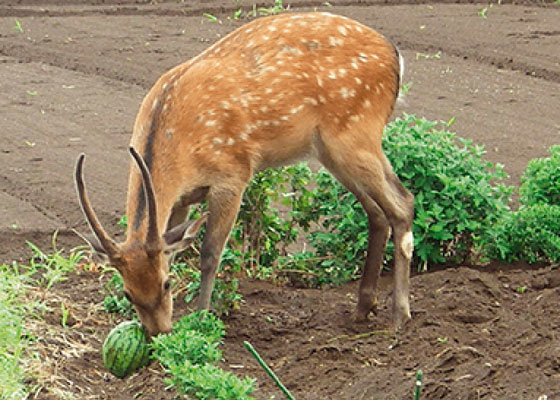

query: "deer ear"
left=163, top=213, right=208, bottom=254
left=73, top=229, right=111, bottom=264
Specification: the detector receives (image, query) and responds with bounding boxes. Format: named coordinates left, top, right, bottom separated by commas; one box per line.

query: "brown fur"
left=75, top=12, right=414, bottom=336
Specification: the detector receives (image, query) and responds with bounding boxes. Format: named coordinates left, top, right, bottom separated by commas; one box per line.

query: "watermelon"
left=102, top=321, right=151, bottom=378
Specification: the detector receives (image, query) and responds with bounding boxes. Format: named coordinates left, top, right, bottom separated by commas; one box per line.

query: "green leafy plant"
left=166, top=361, right=255, bottom=400
left=258, top=0, right=286, bottom=15
left=482, top=203, right=560, bottom=263
left=482, top=145, right=560, bottom=263
left=151, top=311, right=256, bottom=400
left=102, top=271, right=134, bottom=317
left=383, top=115, right=512, bottom=267
left=181, top=264, right=242, bottom=316
left=0, top=264, right=34, bottom=399
left=26, top=240, right=86, bottom=289
left=519, top=145, right=560, bottom=206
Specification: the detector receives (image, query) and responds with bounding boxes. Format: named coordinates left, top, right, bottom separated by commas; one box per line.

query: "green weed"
left=13, top=19, right=23, bottom=33
left=26, top=240, right=86, bottom=289
left=0, top=263, right=40, bottom=399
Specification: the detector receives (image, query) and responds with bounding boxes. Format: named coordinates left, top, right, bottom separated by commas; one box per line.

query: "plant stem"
left=414, top=370, right=423, bottom=400
left=243, top=341, right=295, bottom=400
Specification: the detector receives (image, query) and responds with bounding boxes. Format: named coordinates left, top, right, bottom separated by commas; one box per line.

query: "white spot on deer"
left=280, top=115, right=289, bottom=121
left=260, top=105, right=269, bottom=113
left=401, top=231, right=414, bottom=259
left=358, top=53, right=368, bottom=62
left=162, top=82, right=168, bottom=90
left=338, top=68, right=347, bottom=77
left=328, top=70, right=337, bottom=80
left=262, top=66, right=276, bottom=73
left=371, top=54, right=380, bottom=60
left=355, top=77, right=362, bottom=84
left=340, top=87, right=350, bottom=99
left=318, top=95, right=326, bottom=104
left=351, top=61, right=359, bottom=70
left=205, top=120, right=217, bottom=127
left=328, top=36, right=344, bottom=47
left=304, top=97, right=318, bottom=106
left=363, top=99, right=372, bottom=108
left=365, top=84, right=371, bottom=91
left=226, top=137, right=235, bottom=146
left=152, top=99, right=159, bottom=111
left=280, top=71, right=293, bottom=77
left=265, top=88, right=273, bottom=94
left=277, top=60, right=285, bottom=66
left=240, top=132, right=248, bottom=141
left=213, top=137, right=223, bottom=145
left=350, top=114, right=361, bottom=122
left=166, top=129, right=173, bottom=139
left=355, top=25, right=363, bottom=33
left=162, top=104, right=169, bottom=112
left=379, top=63, right=386, bottom=69
left=290, top=105, right=304, bottom=114
left=220, top=101, right=231, bottom=110
left=337, top=26, right=348, bottom=36
left=317, top=76, right=324, bottom=87
left=268, top=26, right=277, bottom=32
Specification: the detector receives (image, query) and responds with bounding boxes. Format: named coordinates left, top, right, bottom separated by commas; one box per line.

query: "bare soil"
left=1, top=0, right=559, bottom=399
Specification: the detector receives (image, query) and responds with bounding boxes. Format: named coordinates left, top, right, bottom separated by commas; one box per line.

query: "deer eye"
left=163, top=279, right=171, bottom=291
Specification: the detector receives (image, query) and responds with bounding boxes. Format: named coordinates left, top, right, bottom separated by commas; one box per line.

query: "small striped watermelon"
left=102, top=321, right=151, bottom=378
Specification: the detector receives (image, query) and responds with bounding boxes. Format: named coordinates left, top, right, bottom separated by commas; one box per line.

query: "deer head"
left=74, top=148, right=207, bottom=336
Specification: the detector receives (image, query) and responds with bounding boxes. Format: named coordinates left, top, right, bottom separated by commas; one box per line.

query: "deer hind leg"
left=198, top=186, right=246, bottom=311
left=316, top=129, right=414, bottom=329
left=317, top=148, right=390, bottom=322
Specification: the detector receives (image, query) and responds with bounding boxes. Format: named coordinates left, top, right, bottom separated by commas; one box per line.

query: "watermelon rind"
left=103, top=320, right=151, bottom=378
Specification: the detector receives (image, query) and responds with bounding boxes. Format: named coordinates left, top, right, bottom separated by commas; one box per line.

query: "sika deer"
left=75, top=12, right=414, bottom=336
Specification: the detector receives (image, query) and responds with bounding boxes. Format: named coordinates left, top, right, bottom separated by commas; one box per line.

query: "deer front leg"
left=197, top=187, right=245, bottom=311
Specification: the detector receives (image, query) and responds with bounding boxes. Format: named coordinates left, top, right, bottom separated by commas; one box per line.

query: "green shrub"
left=519, top=145, right=560, bottom=206
left=276, top=114, right=513, bottom=284
left=483, top=203, right=560, bottom=263
left=483, top=145, right=560, bottom=263
left=383, top=114, right=513, bottom=266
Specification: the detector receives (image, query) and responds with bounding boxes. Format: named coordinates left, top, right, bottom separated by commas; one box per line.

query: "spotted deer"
left=75, top=12, right=414, bottom=336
